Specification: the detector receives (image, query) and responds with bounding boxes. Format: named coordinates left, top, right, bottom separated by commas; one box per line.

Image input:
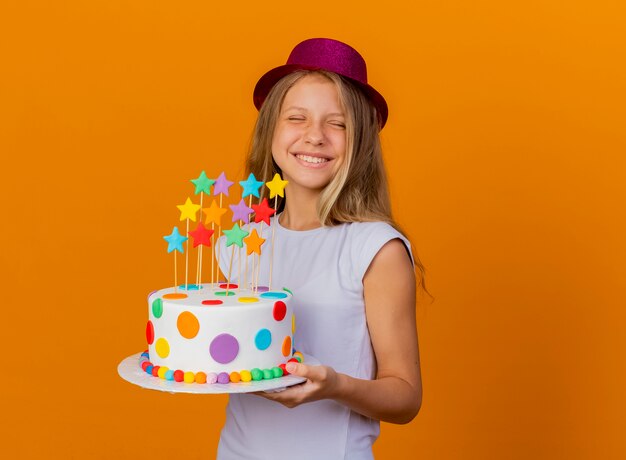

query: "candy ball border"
left=138, top=350, right=305, bottom=384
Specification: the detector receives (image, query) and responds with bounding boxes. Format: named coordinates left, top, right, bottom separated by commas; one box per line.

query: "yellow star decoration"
left=243, top=228, right=265, bottom=256
left=202, top=199, right=227, bottom=226
left=265, top=173, right=289, bottom=199
left=177, top=197, right=201, bottom=222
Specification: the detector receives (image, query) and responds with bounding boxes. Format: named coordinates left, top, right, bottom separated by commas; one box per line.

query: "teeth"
left=296, top=154, right=328, bottom=164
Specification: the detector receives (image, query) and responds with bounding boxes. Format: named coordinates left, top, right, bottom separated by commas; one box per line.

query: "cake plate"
left=118, top=352, right=321, bottom=394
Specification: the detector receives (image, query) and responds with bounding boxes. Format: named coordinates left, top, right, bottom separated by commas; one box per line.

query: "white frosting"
left=147, top=284, right=293, bottom=374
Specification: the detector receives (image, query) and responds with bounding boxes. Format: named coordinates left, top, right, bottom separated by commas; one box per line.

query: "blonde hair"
left=247, top=70, right=391, bottom=225
left=246, top=70, right=428, bottom=291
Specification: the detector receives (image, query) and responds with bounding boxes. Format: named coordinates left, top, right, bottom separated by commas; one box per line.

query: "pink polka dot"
left=273, top=301, right=286, bottom=321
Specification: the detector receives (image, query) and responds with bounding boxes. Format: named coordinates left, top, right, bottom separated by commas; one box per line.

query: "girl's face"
left=271, top=74, right=347, bottom=194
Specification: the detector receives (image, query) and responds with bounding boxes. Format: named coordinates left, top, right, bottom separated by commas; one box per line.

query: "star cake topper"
left=239, top=173, right=264, bottom=198
left=213, top=172, right=234, bottom=196
left=223, top=223, right=249, bottom=248
left=191, top=171, right=215, bottom=195
left=188, top=222, right=214, bottom=248
left=177, top=197, right=201, bottom=222
left=202, top=200, right=227, bottom=226
left=243, top=228, right=265, bottom=256
left=229, top=199, right=254, bottom=224
left=251, top=198, right=276, bottom=225
left=265, top=173, right=288, bottom=199
left=163, top=227, right=188, bottom=253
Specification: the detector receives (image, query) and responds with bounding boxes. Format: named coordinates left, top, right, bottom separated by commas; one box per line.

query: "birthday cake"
left=137, top=171, right=300, bottom=385
left=141, top=283, right=298, bottom=384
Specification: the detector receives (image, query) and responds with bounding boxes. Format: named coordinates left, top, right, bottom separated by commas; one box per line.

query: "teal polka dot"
left=260, top=292, right=288, bottom=299
left=152, top=298, right=163, bottom=318
left=254, top=329, right=272, bottom=350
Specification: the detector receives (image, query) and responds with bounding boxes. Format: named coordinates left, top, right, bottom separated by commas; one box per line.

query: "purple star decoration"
left=229, top=199, right=254, bottom=224
left=213, top=172, right=234, bottom=196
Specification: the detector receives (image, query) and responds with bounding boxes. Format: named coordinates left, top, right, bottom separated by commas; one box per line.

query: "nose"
left=304, top=122, right=325, bottom=146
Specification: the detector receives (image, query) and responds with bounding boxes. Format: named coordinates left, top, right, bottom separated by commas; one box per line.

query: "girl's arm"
left=256, top=238, right=422, bottom=424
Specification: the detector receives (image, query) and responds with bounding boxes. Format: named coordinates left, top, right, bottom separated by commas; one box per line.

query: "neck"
left=280, top=186, right=322, bottom=231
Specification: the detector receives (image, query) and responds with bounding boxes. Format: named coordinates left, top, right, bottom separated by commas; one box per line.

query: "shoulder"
left=341, top=221, right=414, bottom=281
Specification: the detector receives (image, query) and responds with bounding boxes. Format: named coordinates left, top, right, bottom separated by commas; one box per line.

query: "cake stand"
left=118, top=352, right=321, bottom=394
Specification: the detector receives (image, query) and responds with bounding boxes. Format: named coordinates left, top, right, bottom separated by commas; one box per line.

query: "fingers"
left=285, top=361, right=309, bottom=377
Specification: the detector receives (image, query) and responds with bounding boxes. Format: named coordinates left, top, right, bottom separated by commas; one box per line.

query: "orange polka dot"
left=281, top=336, right=292, bottom=357
left=177, top=311, right=200, bottom=339
left=164, top=293, right=188, bottom=299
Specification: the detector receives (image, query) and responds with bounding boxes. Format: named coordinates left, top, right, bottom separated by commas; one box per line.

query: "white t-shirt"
left=217, top=217, right=412, bottom=460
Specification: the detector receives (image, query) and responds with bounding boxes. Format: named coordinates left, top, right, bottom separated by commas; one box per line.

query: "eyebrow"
left=283, top=106, right=345, bottom=117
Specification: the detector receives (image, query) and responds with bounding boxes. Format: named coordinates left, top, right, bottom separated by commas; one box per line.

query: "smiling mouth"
left=294, top=153, right=330, bottom=164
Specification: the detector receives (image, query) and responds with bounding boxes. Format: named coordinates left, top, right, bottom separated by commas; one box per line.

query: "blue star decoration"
left=223, top=223, right=249, bottom=248
left=191, top=171, right=215, bottom=195
left=163, top=226, right=188, bottom=253
left=239, top=173, right=264, bottom=198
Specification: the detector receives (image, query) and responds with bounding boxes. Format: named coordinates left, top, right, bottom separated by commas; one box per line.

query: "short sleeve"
left=349, top=222, right=413, bottom=282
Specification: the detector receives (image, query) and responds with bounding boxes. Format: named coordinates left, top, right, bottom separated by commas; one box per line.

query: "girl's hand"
left=253, top=361, right=340, bottom=408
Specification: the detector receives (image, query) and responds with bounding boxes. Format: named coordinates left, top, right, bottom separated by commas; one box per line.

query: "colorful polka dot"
left=229, top=371, right=241, bottom=383
left=173, top=370, right=184, bottom=382
left=209, top=333, right=239, bottom=364
left=219, top=283, right=238, bottom=289
left=281, top=336, right=292, bottom=357
left=292, top=314, right=296, bottom=334
left=217, top=372, right=230, bottom=384
left=215, top=291, right=235, bottom=297
left=293, top=351, right=304, bottom=362
left=155, top=338, right=170, bottom=358
left=146, top=321, right=154, bottom=345
left=152, top=298, right=163, bottom=318
left=202, top=299, right=223, bottom=305
left=261, top=291, right=288, bottom=299
left=254, top=329, right=272, bottom=350
left=179, top=284, right=201, bottom=290
left=256, top=286, right=269, bottom=293
left=177, top=311, right=200, bottom=339
left=273, top=301, right=287, bottom=321
left=195, top=372, right=207, bottom=384
left=240, top=370, right=252, bottom=382
left=283, top=287, right=293, bottom=295
left=262, top=369, right=273, bottom=380
left=163, top=293, right=188, bottom=300
left=238, top=297, right=259, bottom=303
left=207, top=372, right=218, bottom=384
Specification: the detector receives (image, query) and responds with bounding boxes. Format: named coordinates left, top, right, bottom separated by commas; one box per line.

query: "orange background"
left=1, top=1, right=625, bottom=459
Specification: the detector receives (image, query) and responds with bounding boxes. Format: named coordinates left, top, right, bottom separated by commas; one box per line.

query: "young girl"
left=217, top=38, right=423, bottom=459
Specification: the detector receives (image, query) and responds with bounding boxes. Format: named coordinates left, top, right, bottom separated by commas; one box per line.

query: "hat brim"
left=253, top=64, right=388, bottom=129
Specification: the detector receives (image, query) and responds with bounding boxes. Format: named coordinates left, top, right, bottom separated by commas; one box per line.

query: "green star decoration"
left=191, top=171, right=215, bottom=195
left=223, top=223, right=249, bottom=248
